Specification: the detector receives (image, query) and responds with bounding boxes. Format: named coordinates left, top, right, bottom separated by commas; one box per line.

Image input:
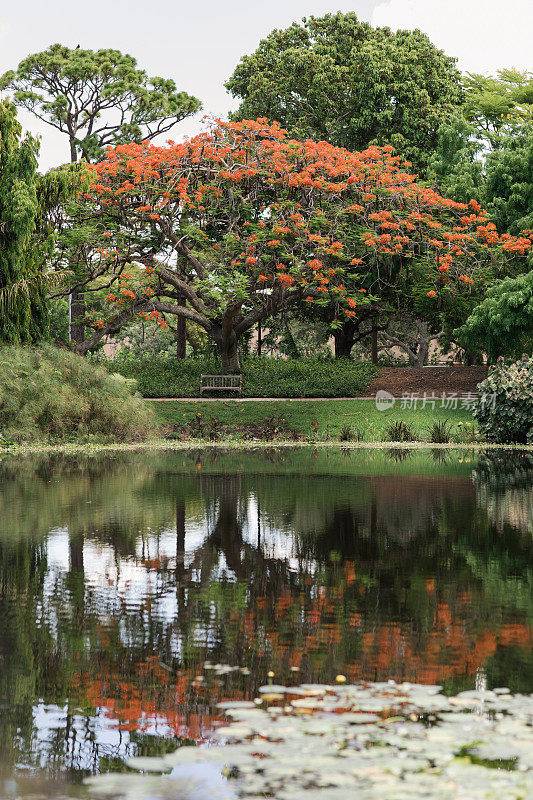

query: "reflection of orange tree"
left=47, top=473, right=533, bottom=752
left=351, top=610, right=532, bottom=685
left=63, top=479, right=532, bottom=740
left=68, top=568, right=532, bottom=746
left=70, top=656, right=222, bottom=743
left=236, top=562, right=533, bottom=686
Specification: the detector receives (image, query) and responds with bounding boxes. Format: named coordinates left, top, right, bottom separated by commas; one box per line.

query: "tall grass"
left=0, top=345, right=154, bottom=443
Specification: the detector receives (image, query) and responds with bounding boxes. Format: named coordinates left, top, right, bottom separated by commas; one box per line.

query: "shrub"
left=103, top=355, right=376, bottom=398
left=383, top=421, right=418, bottom=442
left=426, top=419, right=451, bottom=443
left=240, top=414, right=300, bottom=440
left=0, top=345, right=154, bottom=443
left=186, top=413, right=221, bottom=441
left=474, top=356, right=533, bottom=444
left=453, top=420, right=478, bottom=444
left=339, top=424, right=365, bottom=442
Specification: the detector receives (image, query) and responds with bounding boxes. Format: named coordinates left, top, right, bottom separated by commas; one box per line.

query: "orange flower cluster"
left=81, top=118, right=533, bottom=326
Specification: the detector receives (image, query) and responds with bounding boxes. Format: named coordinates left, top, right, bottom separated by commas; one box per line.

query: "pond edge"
left=0, top=439, right=532, bottom=456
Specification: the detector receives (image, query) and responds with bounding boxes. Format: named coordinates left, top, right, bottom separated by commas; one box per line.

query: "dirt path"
left=363, top=366, right=488, bottom=396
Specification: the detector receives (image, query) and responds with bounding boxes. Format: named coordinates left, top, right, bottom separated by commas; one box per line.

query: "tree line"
left=0, top=13, right=532, bottom=368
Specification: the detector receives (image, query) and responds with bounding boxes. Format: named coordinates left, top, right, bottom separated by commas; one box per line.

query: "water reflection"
left=0, top=448, right=531, bottom=788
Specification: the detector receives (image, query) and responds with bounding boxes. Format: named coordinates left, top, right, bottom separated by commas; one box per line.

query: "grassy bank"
left=153, top=398, right=477, bottom=443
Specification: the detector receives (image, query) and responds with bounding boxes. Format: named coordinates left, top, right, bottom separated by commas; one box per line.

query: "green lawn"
left=152, top=398, right=477, bottom=443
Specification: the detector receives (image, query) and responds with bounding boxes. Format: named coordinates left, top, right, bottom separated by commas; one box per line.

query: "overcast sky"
left=0, top=0, right=531, bottom=171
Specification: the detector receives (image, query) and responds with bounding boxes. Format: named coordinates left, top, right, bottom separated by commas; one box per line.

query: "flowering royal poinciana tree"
left=61, top=119, right=532, bottom=371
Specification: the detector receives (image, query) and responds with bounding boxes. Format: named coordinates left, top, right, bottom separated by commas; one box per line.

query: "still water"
left=0, top=447, right=531, bottom=794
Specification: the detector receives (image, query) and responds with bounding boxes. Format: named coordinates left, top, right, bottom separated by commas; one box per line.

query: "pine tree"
left=0, top=101, right=48, bottom=343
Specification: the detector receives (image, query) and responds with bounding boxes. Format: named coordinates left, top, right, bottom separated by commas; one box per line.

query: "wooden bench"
left=200, top=374, right=242, bottom=395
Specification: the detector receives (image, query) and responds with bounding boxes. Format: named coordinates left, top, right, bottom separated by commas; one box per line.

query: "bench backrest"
left=200, top=374, right=241, bottom=388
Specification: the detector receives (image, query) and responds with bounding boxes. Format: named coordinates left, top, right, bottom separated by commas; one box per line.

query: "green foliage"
left=339, top=424, right=365, bottom=442
left=226, top=12, right=463, bottom=172
left=260, top=312, right=332, bottom=358
left=463, top=69, right=533, bottom=147
left=484, top=124, right=533, bottom=234
left=427, top=115, right=485, bottom=204
left=1, top=44, right=201, bottom=162
left=180, top=412, right=300, bottom=441
left=430, top=120, right=533, bottom=235
left=154, top=398, right=475, bottom=443
left=474, top=356, right=533, bottom=444
left=0, top=345, right=154, bottom=443
left=430, top=73, right=533, bottom=236
left=457, top=270, right=533, bottom=359
left=0, top=101, right=48, bottom=343
left=106, top=355, right=376, bottom=398
left=48, top=297, right=70, bottom=343
left=426, top=419, right=452, bottom=444
left=383, top=420, right=418, bottom=442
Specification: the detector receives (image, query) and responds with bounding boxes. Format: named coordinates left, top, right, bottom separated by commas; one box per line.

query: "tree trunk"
left=70, top=289, right=85, bottom=346
left=415, top=324, right=430, bottom=367
left=257, top=320, right=262, bottom=356
left=416, top=339, right=430, bottom=367
left=68, top=137, right=86, bottom=347
left=176, top=501, right=186, bottom=582
left=371, top=326, right=379, bottom=366
left=69, top=137, right=78, bottom=164
left=176, top=315, right=186, bottom=358
left=214, top=327, right=241, bottom=373
left=333, top=320, right=355, bottom=359
left=380, top=319, right=432, bottom=367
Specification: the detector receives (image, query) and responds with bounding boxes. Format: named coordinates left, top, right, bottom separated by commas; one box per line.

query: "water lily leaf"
left=92, top=681, right=533, bottom=800
left=125, top=756, right=171, bottom=772
left=214, top=725, right=255, bottom=739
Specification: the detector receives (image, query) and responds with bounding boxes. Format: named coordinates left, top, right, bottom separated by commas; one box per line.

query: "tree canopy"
left=484, top=124, right=533, bottom=235
left=0, top=101, right=48, bottom=344
left=462, top=68, right=533, bottom=148
left=457, top=269, right=533, bottom=360
left=51, top=119, right=531, bottom=371
left=226, top=12, right=463, bottom=173
left=0, top=45, right=201, bottom=163
left=429, top=72, right=533, bottom=236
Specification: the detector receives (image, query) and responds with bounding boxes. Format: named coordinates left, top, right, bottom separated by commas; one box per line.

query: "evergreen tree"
left=457, top=269, right=533, bottom=359
left=1, top=45, right=201, bottom=163
left=429, top=71, right=533, bottom=235
left=0, top=101, right=48, bottom=343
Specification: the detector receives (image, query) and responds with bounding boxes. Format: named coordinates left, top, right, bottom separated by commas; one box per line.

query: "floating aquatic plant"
left=86, top=680, right=533, bottom=800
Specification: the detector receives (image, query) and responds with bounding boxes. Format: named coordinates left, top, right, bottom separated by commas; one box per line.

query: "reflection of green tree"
left=0, top=540, right=48, bottom=774
left=0, top=454, right=174, bottom=543
left=0, top=449, right=531, bottom=781
left=485, top=646, right=533, bottom=694
left=474, top=451, right=533, bottom=535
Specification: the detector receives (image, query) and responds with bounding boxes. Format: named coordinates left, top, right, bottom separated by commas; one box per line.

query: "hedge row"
left=107, top=356, right=377, bottom=398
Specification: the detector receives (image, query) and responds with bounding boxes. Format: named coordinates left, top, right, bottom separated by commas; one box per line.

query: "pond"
left=0, top=447, right=532, bottom=797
